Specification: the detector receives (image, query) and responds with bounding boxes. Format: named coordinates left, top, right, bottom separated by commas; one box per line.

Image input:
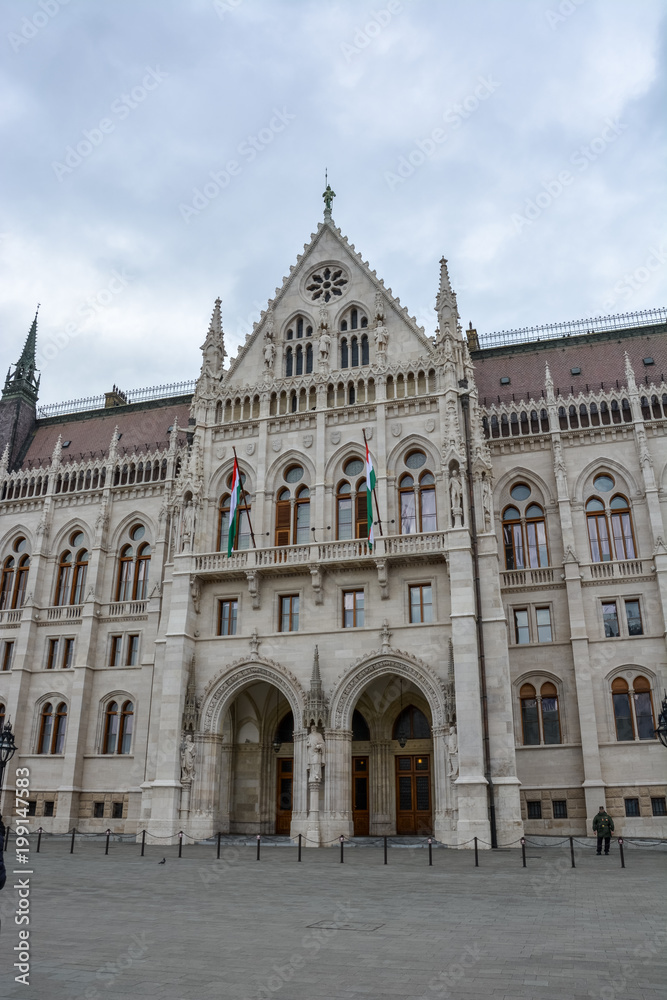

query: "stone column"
left=189, top=732, right=223, bottom=839
left=432, top=725, right=450, bottom=841
left=216, top=743, right=234, bottom=834
left=306, top=780, right=322, bottom=847
left=321, top=729, right=353, bottom=844
left=290, top=729, right=308, bottom=835
left=370, top=739, right=393, bottom=835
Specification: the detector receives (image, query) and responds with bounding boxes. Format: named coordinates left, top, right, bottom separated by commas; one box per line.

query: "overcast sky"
left=1, top=0, right=665, bottom=406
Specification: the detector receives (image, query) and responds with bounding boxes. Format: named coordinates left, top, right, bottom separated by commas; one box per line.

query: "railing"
left=37, top=380, right=196, bottom=419
left=105, top=601, right=148, bottom=617
left=478, top=307, right=667, bottom=350
left=46, top=605, right=83, bottom=621
left=501, top=567, right=556, bottom=588
left=193, top=532, right=446, bottom=574
left=582, top=559, right=652, bottom=581
left=0, top=609, right=22, bottom=625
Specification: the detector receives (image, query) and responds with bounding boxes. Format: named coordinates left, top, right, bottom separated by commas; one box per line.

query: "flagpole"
left=362, top=429, right=383, bottom=537
left=232, top=447, right=257, bottom=549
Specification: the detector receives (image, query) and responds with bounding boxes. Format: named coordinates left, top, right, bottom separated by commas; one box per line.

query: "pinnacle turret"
left=2, top=308, right=40, bottom=403
left=435, top=258, right=459, bottom=337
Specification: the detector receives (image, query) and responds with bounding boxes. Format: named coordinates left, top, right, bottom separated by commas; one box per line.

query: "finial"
left=323, top=177, right=336, bottom=220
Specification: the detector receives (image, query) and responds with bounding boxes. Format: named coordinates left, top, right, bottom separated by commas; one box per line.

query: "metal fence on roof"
left=37, top=380, right=196, bottom=419
left=477, top=307, right=667, bottom=349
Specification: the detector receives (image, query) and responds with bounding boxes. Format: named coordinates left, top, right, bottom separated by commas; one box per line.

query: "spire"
left=544, top=363, right=555, bottom=402
left=322, top=172, right=336, bottom=223
left=304, top=644, right=328, bottom=728
left=435, top=258, right=459, bottom=337
left=624, top=351, right=637, bottom=392
left=2, top=307, right=40, bottom=403
left=311, top=645, right=322, bottom=690
left=199, top=297, right=226, bottom=378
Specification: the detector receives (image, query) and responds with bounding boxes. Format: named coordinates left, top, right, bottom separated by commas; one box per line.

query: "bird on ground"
left=158, top=858, right=166, bottom=864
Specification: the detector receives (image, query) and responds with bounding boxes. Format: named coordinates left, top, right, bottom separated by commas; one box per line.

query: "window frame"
left=278, top=594, right=300, bottom=633
left=1, top=640, right=14, bottom=671
left=518, top=678, right=563, bottom=746
left=408, top=583, right=433, bottom=624
left=586, top=491, right=637, bottom=563
left=502, top=496, right=549, bottom=570
left=342, top=589, right=365, bottom=628
left=218, top=598, right=239, bottom=636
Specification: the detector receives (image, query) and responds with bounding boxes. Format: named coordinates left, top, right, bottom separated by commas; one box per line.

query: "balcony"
left=46, top=605, right=83, bottom=621
left=104, top=600, right=148, bottom=618
left=581, top=558, right=654, bottom=582
left=193, top=531, right=447, bottom=577
left=501, top=567, right=556, bottom=589
left=0, top=608, right=23, bottom=626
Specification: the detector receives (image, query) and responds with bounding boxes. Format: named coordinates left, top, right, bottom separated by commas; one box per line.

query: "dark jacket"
left=592, top=811, right=614, bottom=837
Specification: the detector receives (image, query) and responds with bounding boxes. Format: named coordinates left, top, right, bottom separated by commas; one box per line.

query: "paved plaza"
left=0, top=837, right=665, bottom=1000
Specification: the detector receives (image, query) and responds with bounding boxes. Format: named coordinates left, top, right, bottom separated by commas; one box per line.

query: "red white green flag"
left=227, top=456, right=241, bottom=556
left=365, top=440, right=377, bottom=550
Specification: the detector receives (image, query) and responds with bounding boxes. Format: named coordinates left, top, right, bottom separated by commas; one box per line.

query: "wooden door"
left=395, top=755, right=432, bottom=835
left=352, top=756, right=369, bottom=836
left=275, top=758, right=293, bottom=834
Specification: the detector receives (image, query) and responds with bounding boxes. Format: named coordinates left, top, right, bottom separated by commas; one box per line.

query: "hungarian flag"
left=227, top=456, right=241, bottom=556
left=365, top=439, right=377, bottom=550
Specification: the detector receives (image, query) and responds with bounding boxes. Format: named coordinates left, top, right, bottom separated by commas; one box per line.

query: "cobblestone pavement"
left=0, top=838, right=665, bottom=1000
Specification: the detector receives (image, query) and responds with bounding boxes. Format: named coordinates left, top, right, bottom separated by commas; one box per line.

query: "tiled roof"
left=20, top=398, right=192, bottom=468
left=472, top=325, right=667, bottom=406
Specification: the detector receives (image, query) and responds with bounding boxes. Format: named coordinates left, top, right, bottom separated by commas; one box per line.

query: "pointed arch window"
left=399, top=471, right=437, bottom=534
left=393, top=705, right=431, bottom=741
left=103, top=699, right=134, bottom=753
left=285, top=347, right=293, bottom=377
left=71, top=549, right=88, bottom=604
left=218, top=483, right=251, bottom=551
left=305, top=343, right=313, bottom=374
left=612, top=676, right=655, bottom=741
left=611, top=678, right=634, bottom=741
left=116, top=541, right=150, bottom=601
left=336, top=479, right=368, bottom=540
left=104, top=701, right=119, bottom=753
left=502, top=496, right=549, bottom=570
left=586, top=494, right=636, bottom=562
left=296, top=345, right=303, bottom=376
left=54, top=552, right=72, bottom=606
left=519, top=682, right=561, bottom=745
left=341, top=338, right=349, bottom=369
left=39, top=701, right=67, bottom=754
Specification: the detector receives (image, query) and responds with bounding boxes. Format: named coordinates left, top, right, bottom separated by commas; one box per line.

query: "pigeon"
left=158, top=858, right=166, bottom=864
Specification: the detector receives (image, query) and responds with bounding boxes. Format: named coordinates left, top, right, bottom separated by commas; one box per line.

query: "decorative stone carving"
left=249, top=628, right=260, bottom=659
left=391, top=422, right=402, bottom=437
left=379, top=620, right=392, bottom=652
left=425, top=418, right=436, bottom=433
left=190, top=577, right=201, bottom=615
left=331, top=431, right=341, bottom=445
left=272, top=439, right=282, bottom=452
left=202, top=658, right=306, bottom=733
left=450, top=469, right=463, bottom=527
left=245, top=442, right=256, bottom=456
left=246, top=570, right=260, bottom=609
left=482, top=476, right=492, bottom=531
left=330, top=652, right=446, bottom=729
left=447, top=726, right=459, bottom=779
left=376, top=559, right=389, bottom=600
left=310, top=564, right=323, bottom=603
left=216, top=445, right=225, bottom=460
left=303, top=433, right=313, bottom=449
left=306, top=723, right=326, bottom=783
left=180, top=733, right=196, bottom=783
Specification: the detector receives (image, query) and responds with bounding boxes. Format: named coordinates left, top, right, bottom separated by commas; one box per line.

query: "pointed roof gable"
left=225, top=217, right=432, bottom=383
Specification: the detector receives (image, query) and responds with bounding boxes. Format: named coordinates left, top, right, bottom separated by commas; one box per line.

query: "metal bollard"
left=70, top=828, right=76, bottom=854
left=141, top=830, right=146, bottom=857
left=340, top=835, right=344, bottom=863
left=178, top=831, right=183, bottom=858
left=521, top=837, right=526, bottom=867
left=36, top=827, right=42, bottom=854
left=217, top=832, right=221, bottom=860
left=569, top=836, right=576, bottom=868
left=428, top=837, right=433, bottom=866
left=383, top=835, right=388, bottom=865
left=105, top=829, right=111, bottom=856
left=298, top=833, right=302, bottom=862
left=256, top=834, right=261, bottom=861
left=474, top=836, right=479, bottom=867
left=618, top=837, right=625, bottom=869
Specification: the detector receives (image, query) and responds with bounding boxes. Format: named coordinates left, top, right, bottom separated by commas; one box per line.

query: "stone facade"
left=1, top=206, right=665, bottom=845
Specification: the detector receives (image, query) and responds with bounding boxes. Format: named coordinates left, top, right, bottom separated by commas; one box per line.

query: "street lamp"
left=654, top=692, right=667, bottom=748
left=0, top=720, right=18, bottom=794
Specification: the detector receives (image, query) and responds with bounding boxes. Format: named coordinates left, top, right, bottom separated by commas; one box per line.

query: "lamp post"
left=0, top=720, right=18, bottom=794
left=654, top=692, right=667, bottom=748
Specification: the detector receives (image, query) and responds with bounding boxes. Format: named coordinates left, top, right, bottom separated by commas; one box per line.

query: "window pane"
left=613, top=692, right=634, bottom=740
left=514, top=610, right=529, bottom=644
left=355, top=591, right=364, bottom=627
left=343, top=591, right=354, bottom=628
left=420, top=489, right=436, bottom=532
left=512, top=524, right=525, bottom=568
left=634, top=692, right=654, bottom=740
left=553, top=800, right=567, bottom=819
left=105, top=710, right=119, bottom=753
left=120, top=710, right=133, bottom=754
left=625, top=600, right=642, bottom=635
left=651, top=797, right=666, bottom=816
left=541, top=698, right=560, bottom=744
left=401, top=492, right=417, bottom=534
left=536, top=607, right=552, bottom=642
left=603, top=603, right=619, bottom=637
left=338, top=498, right=352, bottom=540
left=624, top=798, right=640, bottom=817
left=503, top=524, right=516, bottom=569
left=527, top=801, right=542, bottom=819
left=521, top=699, right=540, bottom=744
left=415, top=775, right=430, bottom=811
left=295, top=501, right=310, bottom=544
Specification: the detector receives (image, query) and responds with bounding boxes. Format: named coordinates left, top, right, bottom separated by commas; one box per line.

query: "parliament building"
left=1, top=195, right=665, bottom=846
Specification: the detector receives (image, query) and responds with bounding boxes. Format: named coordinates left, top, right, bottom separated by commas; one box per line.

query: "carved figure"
left=375, top=324, right=388, bottom=353
left=447, top=726, right=459, bottom=779
left=307, top=724, right=326, bottom=782
left=450, top=470, right=462, bottom=515
left=319, top=331, right=331, bottom=362
left=482, top=478, right=492, bottom=531
left=180, top=733, right=196, bottom=782
left=263, top=341, right=275, bottom=368
left=182, top=500, right=195, bottom=551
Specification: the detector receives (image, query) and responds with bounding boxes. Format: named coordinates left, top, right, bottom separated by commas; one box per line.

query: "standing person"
left=592, top=805, right=614, bottom=855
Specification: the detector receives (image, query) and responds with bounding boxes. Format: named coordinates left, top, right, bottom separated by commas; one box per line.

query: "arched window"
left=71, top=549, right=88, bottom=604
left=361, top=333, right=369, bottom=366
left=612, top=676, right=655, bottom=741
left=119, top=701, right=134, bottom=754
left=104, top=701, right=119, bottom=753
left=632, top=676, right=655, bottom=740
left=285, top=347, right=293, bottom=377
left=520, top=682, right=561, bottom=744
left=116, top=537, right=151, bottom=602
left=117, top=545, right=134, bottom=600
left=296, top=345, right=303, bottom=376
left=611, top=678, right=633, bottom=741
left=502, top=487, right=549, bottom=569
left=218, top=476, right=252, bottom=551
left=351, top=336, right=359, bottom=367
left=305, top=343, right=313, bottom=374
left=275, top=488, right=291, bottom=546
left=0, top=557, right=15, bottom=610
left=399, top=471, right=437, bottom=534
left=134, top=544, right=151, bottom=599
left=393, top=705, right=431, bottom=741
left=0, top=702, right=4, bottom=729
left=341, top=338, right=348, bottom=369
left=0, top=538, right=30, bottom=610
left=295, top=486, right=310, bottom=543
left=352, top=709, right=371, bottom=741
left=39, top=701, right=67, bottom=754
left=336, top=481, right=353, bottom=539
left=586, top=495, right=636, bottom=562
left=54, top=552, right=72, bottom=606
left=609, top=495, right=636, bottom=560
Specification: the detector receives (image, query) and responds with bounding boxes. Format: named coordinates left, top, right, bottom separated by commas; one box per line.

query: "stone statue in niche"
left=450, top=470, right=463, bottom=525
left=263, top=340, right=275, bottom=369
left=447, top=727, right=459, bottom=779
left=180, top=733, right=196, bottom=783
left=181, top=500, right=196, bottom=551
left=307, top=724, right=326, bottom=783
left=375, top=324, right=388, bottom=354
left=482, top=477, right=492, bottom=531
left=319, top=331, right=331, bottom=363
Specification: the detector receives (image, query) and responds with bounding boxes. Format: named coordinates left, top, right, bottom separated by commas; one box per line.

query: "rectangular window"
left=521, top=698, right=540, bottom=745
left=126, top=634, right=139, bottom=666
left=536, top=607, right=552, bottom=643
left=2, top=641, right=14, bottom=671
left=625, top=600, right=643, bottom=636
left=514, top=609, right=530, bottom=644
left=112, top=802, right=123, bottom=819
left=651, top=797, right=666, bottom=817
left=613, top=691, right=634, bottom=741
left=602, top=602, right=619, bottom=637
left=624, top=798, right=640, bottom=817
left=109, top=635, right=122, bottom=667
left=409, top=584, right=433, bottom=624
left=27, top=800, right=36, bottom=817
left=343, top=590, right=364, bottom=628
left=634, top=691, right=655, bottom=740
left=93, top=802, right=105, bottom=819
left=527, top=801, right=542, bottom=819
left=552, top=800, right=568, bottom=819
left=46, top=638, right=60, bottom=670
left=43, top=801, right=54, bottom=817
left=218, top=599, right=238, bottom=636
left=279, top=595, right=299, bottom=632
left=62, top=638, right=74, bottom=669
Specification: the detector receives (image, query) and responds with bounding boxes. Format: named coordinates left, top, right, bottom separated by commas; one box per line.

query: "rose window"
left=306, top=266, right=347, bottom=302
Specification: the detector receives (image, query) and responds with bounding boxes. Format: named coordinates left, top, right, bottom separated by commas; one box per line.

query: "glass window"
left=119, top=701, right=134, bottom=754
left=344, top=458, right=364, bottom=477
left=337, top=482, right=353, bottom=540
left=104, top=702, right=119, bottom=753
left=527, top=801, right=542, bottom=819
left=510, top=483, right=531, bottom=501
left=295, top=486, right=310, bottom=544
left=109, top=635, right=122, bottom=667
left=62, top=638, right=74, bottom=669
left=2, top=641, right=14, bottom=671
left=112, top=802, right=123, bottom=819
left=279, top=595, right=299, bottom=632
left=343, top=590, right=364, bottom=628
left=409, top=584, right=433, bottom=624
left=602, top=602, right=619, bottom=637
left=514, top=609, right=530, bottom=644
left=553, top=800, right=567, bottom=819
left=399, top=475, right=416, bottom=535
left=352, top=710, right=370, bottom=741
left=405, top=450, right=426, bottom=470
left=419, top=473, right=437, bottom=532
left=54, top=551, right=72, bottom=605
left=392, top=705, right=431, bottom=740
left=624, top=798, right=640, bottom=817
left=520, top=684, right=539, bottom=745
left=93, top=802, right=105, bottom=818
left=594, top=474, right=614, bottom=492
left=541, top=682, right=561, bottom=744
left=218, top=599, right=238, bottom=636
left=46, top=638, right=60, bottom=670
left=609, top=496, right=636, bottom=560
left=116, top=545, right=134, bottom=601
left=134, top=544, right=151, bottom=600
left=536, top=607, right=552, bottom=643
left=43, top=801, right=54, bottom=817
left=285, top=465, right=304, bottom=483
left=633, top=677, right=654, bottom=740
left=651, top=797, right=666, bottom=816
left=218, top=488, right=251, bottom=552
left=53, top=702, right=67, bottom=754
left=126, top=634, right=139, bottom=666
left=625, top=600, right=643, bottom=636
left=611, top=678, right=633, bottom=741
